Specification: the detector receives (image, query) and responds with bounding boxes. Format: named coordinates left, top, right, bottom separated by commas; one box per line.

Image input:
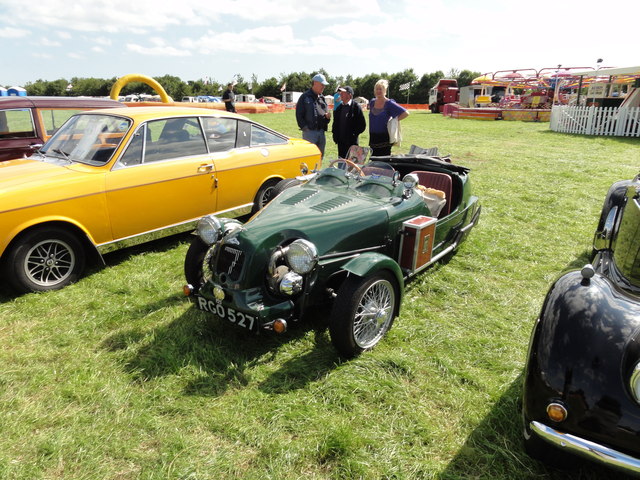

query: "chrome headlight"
left=197, top=215, right=223, bottom=245
left=630, top=362, right=640, bottom=404
left=285, top=239, right=318, bottom=274
left=280, top=271, right=303, bottom=295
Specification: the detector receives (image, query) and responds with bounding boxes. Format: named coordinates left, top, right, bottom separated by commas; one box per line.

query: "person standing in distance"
left=368, top=79, right=409, bottom=157
left=331, top=86, right=366, bottom=159
left=296, top=73, right=331, bottom=156
left=333, top=87, right=342, bottom=111
left=222, top=83, right=236, bottom=113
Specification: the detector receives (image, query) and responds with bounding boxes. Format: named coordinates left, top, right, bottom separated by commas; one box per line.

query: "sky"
left=1, top=0, right=638, bottom=88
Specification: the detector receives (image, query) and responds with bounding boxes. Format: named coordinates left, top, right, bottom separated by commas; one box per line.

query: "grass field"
left=1, top=110, right=639, bottom=479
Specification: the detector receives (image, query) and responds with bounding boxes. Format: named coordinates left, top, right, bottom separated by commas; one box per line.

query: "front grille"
left=216, top=245, right=245, bottom=281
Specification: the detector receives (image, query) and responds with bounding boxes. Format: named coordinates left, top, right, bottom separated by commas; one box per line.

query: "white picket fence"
left=550, top=105, right=640, bottom=137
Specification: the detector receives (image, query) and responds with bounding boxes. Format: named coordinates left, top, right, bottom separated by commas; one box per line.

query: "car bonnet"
left=229, top=182, right=392, bottom=273
left=0, top=158, right=98, bottom=211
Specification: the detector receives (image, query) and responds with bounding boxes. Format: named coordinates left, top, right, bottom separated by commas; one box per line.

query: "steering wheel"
left=329, top=158, right=364, bottom=177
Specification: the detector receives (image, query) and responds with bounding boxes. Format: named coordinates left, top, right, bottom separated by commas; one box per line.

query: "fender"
left=341, top=252, right=404, bottom=302
left=524, top=269, right=640, bottom=451
left=2, top=218, right=105, bottom=266
left=593, top=179, right=634, bottom=252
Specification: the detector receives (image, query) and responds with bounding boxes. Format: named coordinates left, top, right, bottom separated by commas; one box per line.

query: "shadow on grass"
left=0, top=231, right=192, bottom=303
left=101, top=302, right=340, bottom=397
left=438, top=374, right=631, bottom=480
left=96, top=231, right=193, bottom=270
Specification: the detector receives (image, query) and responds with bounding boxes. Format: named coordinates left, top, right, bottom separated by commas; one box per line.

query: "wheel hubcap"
left=261, top=187, right=274, bottom=208
left=25, top=239, right=76, bottom=287
left=353, top=279, right=395, bottom=348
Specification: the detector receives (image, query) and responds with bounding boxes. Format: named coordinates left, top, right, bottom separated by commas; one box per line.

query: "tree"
left=17, top=67, right=485, bottom=103
left=254, top=77, right=281, bottom=99
left=456, top=69, right=482, bottom=88
left=43, top=79, right=69, bottom=96
left=154, top=74, right=188, bottom=101
left=389, top=69, right=419, bottom=103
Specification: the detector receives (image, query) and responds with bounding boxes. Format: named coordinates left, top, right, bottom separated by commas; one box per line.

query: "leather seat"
left=410, top=171, right=452, bottom=217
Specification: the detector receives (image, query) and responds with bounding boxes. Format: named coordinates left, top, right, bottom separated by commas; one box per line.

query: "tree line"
left=16, top=68, right=481, bottom=104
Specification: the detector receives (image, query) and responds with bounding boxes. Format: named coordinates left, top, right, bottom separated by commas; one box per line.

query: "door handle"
left=197, top=163, right=214, bottom=173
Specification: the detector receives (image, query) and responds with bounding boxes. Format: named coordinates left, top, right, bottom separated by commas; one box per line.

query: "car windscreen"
left=41, top=113, right=132, bottom=166
left=614, top=193, right=640, bottom=286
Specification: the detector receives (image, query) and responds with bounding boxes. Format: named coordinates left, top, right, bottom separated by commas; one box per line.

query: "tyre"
left=271, top=178, right=302, bottom=198
left=184, top=236, right=212, bottom=293
left=251, top=178, right=281, bottom=214
left=329, top=271, right=398, bottom=358
left=4, top=227, right=86, bottom=293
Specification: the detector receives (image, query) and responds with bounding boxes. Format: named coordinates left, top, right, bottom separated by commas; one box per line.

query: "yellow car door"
left=213, top=120, right=299, bottom=212
left=105, top=117, right=218, bottom=240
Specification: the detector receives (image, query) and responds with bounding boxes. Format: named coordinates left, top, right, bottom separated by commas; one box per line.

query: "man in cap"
left=296, top=73, right=331, bottom=156
left=331, top=86, right=366, bottom=159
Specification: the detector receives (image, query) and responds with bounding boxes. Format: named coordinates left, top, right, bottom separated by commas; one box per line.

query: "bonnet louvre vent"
left=310, top=196, right=353, bottom=212
left=281, top=189, right=317, bottom=205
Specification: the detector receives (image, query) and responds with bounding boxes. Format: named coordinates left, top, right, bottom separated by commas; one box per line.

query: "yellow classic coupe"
left=0, top=106, right=320, bottom=293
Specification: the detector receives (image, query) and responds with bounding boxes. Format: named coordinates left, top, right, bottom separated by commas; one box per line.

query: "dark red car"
left=0, top=96, right=122, bottom=161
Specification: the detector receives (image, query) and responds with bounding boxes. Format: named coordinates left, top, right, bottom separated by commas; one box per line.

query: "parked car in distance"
left=258, top=97, right=281, bottom=104
left=183, top=153, right=480, bottom=358
left=0, top=96, right=122, bottom=161
left=0, top=106, right=320, bottom=293
left=522, top=172, right=640, bottom=475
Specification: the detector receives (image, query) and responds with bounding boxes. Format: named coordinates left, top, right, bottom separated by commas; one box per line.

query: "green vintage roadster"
left=183, top=153, right=481, bottom=358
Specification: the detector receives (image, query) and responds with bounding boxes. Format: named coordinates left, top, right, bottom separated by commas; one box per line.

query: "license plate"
left=195, top=296, right=256, bottom=331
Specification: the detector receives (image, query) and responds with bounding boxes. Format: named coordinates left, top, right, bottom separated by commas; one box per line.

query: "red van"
left=0, top=96, right=122, bottom=161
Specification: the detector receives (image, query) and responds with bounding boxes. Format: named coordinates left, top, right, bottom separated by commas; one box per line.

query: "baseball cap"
left=338, top=86, right=354, bottom=96
left=312, top=73, right=329, bottom=85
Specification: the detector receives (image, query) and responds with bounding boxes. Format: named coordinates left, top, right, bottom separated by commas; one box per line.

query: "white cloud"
left=40, top=38, right=62, bottom=47
left=201, top=0, right=381, bottom=23
left=127, top=38, right=193, bottom=57
left=1, top=0, right=186, bottom=33
left=180, top=25, right=307, bottom=55
left=94, top=37, right=113, bottom=46
left=0, top=27, right=28, bottom=38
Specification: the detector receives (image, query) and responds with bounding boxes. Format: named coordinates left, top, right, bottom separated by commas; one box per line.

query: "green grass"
left=1, top=111, right=639, bottom=479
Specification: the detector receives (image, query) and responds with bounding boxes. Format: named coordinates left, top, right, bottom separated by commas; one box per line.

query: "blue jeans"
left=302, top=129, right=326, bottom=157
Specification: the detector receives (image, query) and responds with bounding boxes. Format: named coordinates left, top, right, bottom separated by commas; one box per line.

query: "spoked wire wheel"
left=330, top=272, right=398, bottom=358
left=352, top=278, right=395, bottom=348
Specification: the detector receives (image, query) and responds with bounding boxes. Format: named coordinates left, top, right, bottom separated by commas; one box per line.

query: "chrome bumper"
left=531, top=421, right=640, bottom=474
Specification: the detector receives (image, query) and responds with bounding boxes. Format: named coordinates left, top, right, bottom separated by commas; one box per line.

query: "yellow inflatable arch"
left=110, top=74, right=173, bottom=103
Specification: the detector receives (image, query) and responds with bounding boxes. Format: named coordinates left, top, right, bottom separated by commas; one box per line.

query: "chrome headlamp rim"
left=197, top=215, right=223, bottom=245
left=285, top=239, right=318, bottom=274
left=402, top=173, right=419, bottom=190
